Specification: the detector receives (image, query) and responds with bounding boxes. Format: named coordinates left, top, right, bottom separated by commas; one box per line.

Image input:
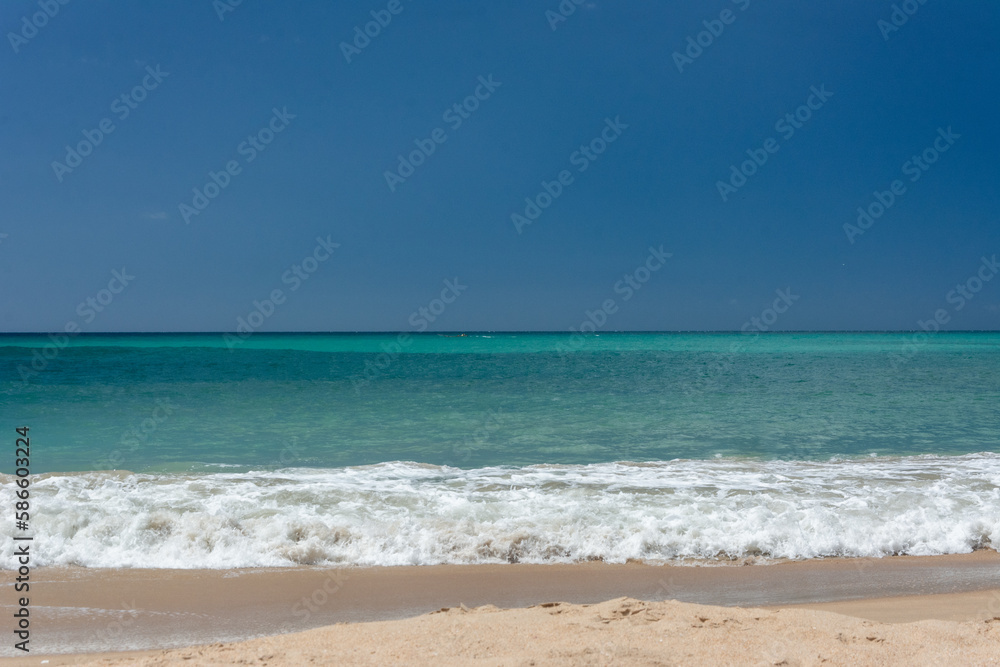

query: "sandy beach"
left=3, top=592, right=1000, bottom=666
left=2, top=552, right=999, bottom=665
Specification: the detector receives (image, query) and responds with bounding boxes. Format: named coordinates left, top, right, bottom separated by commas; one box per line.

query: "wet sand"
left=2, top=552, right=999, bottom=664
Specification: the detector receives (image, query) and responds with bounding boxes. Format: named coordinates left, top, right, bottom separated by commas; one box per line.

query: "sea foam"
left=3, top=454, right=998, bottom=568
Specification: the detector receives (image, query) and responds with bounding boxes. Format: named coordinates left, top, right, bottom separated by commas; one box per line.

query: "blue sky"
left=1, top=0, right=998, bottom=332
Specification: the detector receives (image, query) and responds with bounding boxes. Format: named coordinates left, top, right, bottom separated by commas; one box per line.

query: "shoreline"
left=3, top=595, right=1000, bottom=667
left=1, top=551, right=999, bottom=661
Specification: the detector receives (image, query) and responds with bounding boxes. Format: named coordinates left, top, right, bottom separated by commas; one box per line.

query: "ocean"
left=1, top=332, right=998, bottom=568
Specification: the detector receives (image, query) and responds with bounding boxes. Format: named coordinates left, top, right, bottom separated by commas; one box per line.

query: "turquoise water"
left=1, top=332, right=998, bottom=568
left=1, top=333, right=997, bottom=473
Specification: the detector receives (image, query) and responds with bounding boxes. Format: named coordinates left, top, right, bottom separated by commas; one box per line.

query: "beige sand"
left=6, top=591, right=1000, bottom=666
left=3, top=554, right=1000, bottom=665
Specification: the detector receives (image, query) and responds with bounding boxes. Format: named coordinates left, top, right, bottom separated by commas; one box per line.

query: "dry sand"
left=2, top=553, right=999, bottom=665
left=5, top=592, right=1000, bottom=666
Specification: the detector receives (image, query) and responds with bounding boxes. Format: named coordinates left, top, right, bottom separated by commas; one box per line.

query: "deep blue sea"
left=1, top=332, right=998, bottom=568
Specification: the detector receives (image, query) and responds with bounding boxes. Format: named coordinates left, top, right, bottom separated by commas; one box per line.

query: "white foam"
left=3, top=454, right=998, bottom=568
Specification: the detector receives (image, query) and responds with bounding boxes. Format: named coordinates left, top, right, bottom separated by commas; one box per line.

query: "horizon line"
left=1, top=330, right=999, bottom=335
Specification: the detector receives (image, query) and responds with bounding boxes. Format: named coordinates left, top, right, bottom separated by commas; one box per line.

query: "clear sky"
left=1, top=0, right=998, bottom=332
